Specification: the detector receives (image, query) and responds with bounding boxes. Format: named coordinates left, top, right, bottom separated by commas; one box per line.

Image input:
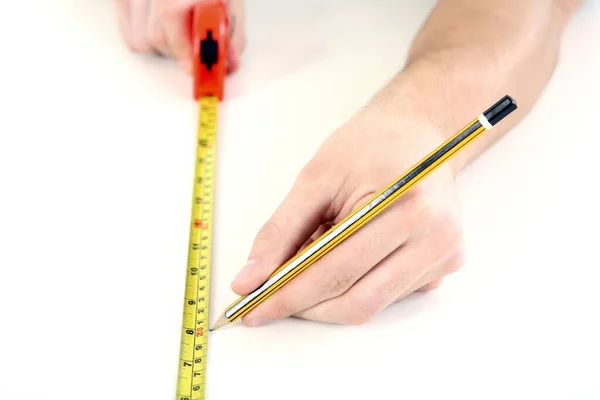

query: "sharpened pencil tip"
left=210, top=312, right=232, bottom=331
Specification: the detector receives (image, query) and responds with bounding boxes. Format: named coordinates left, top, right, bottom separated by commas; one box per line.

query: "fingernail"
left=234, top=260, right=256, bottom=283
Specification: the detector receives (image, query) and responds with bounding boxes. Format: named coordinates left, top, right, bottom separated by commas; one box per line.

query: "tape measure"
left=176, top=2, right=228, bottom=399
left=176, top=96, right=218, bottom=400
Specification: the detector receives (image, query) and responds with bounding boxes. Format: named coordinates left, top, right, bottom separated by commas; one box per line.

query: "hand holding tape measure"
left=177, top=1, right=517, bottom=398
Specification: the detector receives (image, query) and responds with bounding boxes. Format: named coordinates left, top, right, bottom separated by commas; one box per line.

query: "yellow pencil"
left=211, top=95, right=517, bottom=330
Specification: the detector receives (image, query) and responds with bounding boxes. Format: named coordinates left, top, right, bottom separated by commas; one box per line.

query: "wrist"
left=352, top=104, right=459, bottom=180
left=363, top=56, right=498, bottom=175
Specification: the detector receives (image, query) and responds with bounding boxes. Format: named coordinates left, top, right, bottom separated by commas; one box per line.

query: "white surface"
left=1, top=1, right=599, bottom=399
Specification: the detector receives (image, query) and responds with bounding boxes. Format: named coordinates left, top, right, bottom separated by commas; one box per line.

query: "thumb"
left=231, top=174, right=335, bottom=295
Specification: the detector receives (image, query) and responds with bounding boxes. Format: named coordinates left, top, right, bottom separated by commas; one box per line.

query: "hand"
left=230, top=107, right=466, bottom=326
left=116, top=0, right=246, bottom=73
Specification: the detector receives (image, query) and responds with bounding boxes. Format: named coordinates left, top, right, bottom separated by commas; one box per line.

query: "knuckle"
left=348, top=230, right=382, bottom=260
left=408, top=195, right=463, bottom=244
left=444, top=249, right=466, bottom=274
left=388, top=259, right=412, bottom=291
left=262, top=298, right=295, bottom=320
left=409, top=190, right=439, bottom=221
left=254, top=220, right=283, bottom=245
left=296, top=159, right=337, bottom=192
left=345, top=295, right=379, bottom=325
left=296, top=162, right=323, bottom=186
left=148, top=29, right=166, bottom=48
left=397, top=190, right=435, bottom=232
left=384, top=276, right=401, bottom=298
left=277, top=301, right=295, bottom=317
left=432, top=224, right=463, bottom=259
left=322, top=270, right=354, bottom=297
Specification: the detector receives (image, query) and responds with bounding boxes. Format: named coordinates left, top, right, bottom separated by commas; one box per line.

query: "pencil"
left=210, top=95, right=517, bottom=331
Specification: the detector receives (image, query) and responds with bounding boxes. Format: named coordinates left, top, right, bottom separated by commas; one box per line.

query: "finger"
left=116, top=0, right=133, bottom=48
left=416, top=278, right=443, bottom=292
left=226, top=0, right=245, bottom=73
left=298, top=223, right=332, bottom=252
left=227, top=41, right=241, bottom=73
left=160, top=0, right=197, bottom=72
left=128, top=0, right=152, bottom=51
left=392, top=250, right=464, bottom=302
left=147, top=0, right=171, bottom=56
left=230, top=172, right=337, bottom=296
left=240, top=199, right=413, bottom=327
left=294, top=238, right=457, bottom=325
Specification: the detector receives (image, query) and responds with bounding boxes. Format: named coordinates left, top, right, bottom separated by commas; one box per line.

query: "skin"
left=116, top=0, right=246, bottom=73
left=118, top=0, right=583, bottom=326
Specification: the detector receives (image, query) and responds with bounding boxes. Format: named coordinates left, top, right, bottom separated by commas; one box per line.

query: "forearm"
left=368, top=0, right=582, bottom=174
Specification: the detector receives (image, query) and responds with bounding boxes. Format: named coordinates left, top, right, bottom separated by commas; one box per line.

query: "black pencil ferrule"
left=483, top=95, right=517, bottom=126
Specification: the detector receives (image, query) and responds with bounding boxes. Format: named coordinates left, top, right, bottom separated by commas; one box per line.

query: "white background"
left=1, top=1, right=599, bottom=399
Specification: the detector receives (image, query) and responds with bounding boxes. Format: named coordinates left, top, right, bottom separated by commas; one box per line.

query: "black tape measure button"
left=200, top=30, right=218, bottom=70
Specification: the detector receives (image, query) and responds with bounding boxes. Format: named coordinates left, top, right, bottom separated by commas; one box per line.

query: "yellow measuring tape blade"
left=176, top=95, right=218, bottom=400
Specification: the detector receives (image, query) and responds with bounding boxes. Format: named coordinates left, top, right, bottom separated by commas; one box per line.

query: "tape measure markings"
left=176, top=95, right=218, bottom=400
